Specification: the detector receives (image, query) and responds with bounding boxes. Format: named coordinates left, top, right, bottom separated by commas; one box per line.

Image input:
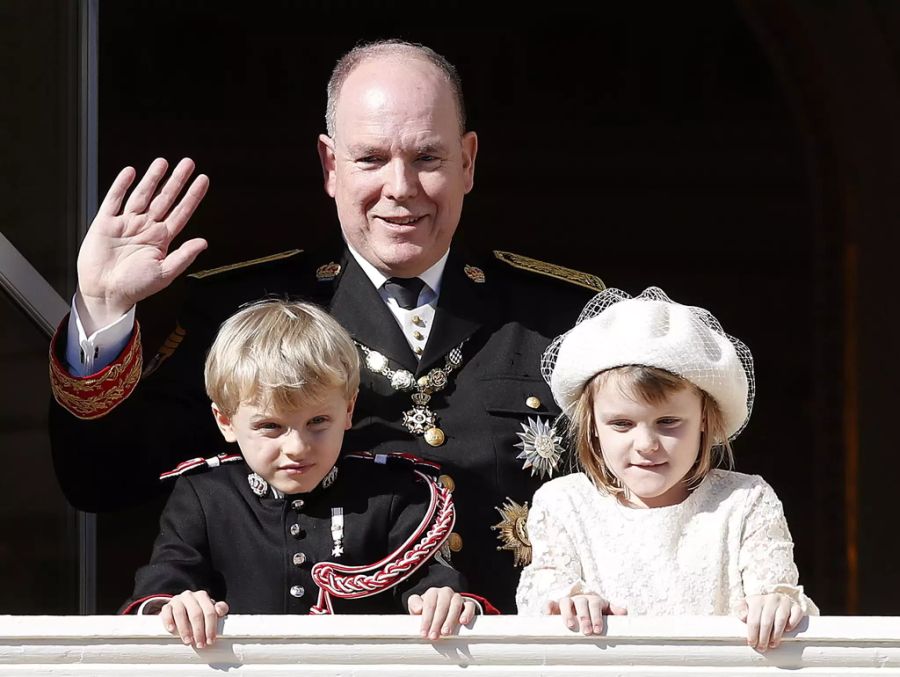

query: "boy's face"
left=212, top=387, right=356, bottom=494
left=591, top=375, right=703, bottom=509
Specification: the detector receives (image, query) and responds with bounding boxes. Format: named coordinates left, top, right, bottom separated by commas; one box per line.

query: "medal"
left=357, top=342, right=465, bottom=446
left=515, top=416, right=565, bottom=479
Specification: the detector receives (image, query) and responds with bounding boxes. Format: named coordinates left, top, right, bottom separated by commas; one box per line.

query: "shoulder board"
left=159, top=453, right=243, bottom=481
left=344, top=451, right=441, bottom=478
left=188, top=249, right=303, bottom=280
left=493, top=250, right=605, bottom=292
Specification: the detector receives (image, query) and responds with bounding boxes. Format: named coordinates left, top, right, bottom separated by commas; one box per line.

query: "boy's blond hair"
left=204, top=299, right=360, bottom=416
left=570, top=365, right=733, bottom=495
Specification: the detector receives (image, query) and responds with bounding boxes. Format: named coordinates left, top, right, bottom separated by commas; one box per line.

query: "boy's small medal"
left=330, top=508, right=344, bottom=558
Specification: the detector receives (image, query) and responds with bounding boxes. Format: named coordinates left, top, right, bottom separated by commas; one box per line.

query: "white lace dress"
left=516, top=469, right=818, bottom=616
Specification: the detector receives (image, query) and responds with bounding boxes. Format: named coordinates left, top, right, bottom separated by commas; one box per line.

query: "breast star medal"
left=491, top=498, right=532, bottom=567
left=515, top=416, right=564, bottom=478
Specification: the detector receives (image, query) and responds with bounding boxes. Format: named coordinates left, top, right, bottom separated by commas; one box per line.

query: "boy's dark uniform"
left=123, top=454, right=465, bottom=614
left=50, top=241, right=603, bottom=613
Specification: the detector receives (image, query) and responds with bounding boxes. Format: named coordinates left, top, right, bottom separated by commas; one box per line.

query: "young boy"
left=123, top=299, right=484, bottom=646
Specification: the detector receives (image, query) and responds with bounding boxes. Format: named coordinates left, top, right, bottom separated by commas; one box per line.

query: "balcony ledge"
left=1, top=614, right=899, bottom=675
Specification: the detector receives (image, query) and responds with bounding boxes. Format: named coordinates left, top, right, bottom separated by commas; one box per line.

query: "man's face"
left=318, top=56, right=477, bottom=278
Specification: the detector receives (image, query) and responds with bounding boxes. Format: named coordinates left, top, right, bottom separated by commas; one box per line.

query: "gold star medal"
left=492, top=498, right=532, bottom=567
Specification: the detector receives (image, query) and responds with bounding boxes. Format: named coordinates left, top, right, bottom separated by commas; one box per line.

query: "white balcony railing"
left=1, top=615, right=898, bottom=675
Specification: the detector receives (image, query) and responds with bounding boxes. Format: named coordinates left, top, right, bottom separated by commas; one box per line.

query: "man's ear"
left=461, top=130, right=478, bottom=194
left=344, top=390, right=358, bottom=431
left=211, top=403, right=237, bottom=443
left=317, top=134, right=337, bottom=197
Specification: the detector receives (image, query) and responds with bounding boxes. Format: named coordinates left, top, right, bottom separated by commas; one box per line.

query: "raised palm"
left=77, top=158, right=209, bottom=330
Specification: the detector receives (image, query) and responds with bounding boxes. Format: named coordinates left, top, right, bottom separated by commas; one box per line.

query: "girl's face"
left=591, top=375, right=703, bottom=508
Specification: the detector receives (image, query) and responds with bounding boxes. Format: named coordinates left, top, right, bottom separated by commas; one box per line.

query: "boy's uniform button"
left=439, top=474, right=455, bottom=492
left=292, top=553, right=307, bottom=566
left=290, top=585, right=305, bottom=598
left=290, top=524, right=302, bottom=537
left=291, top=499, right=305, bottom=511
left=448, top=532, right=463, bottom=552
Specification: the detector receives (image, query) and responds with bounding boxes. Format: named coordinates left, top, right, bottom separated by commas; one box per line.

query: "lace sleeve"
left=738, top=479, right=819, bottom=615
left=515, top=487, right=591, bottom=615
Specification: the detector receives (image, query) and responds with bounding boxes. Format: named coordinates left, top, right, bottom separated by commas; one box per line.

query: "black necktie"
left=383, top=277, right=426, bottom=310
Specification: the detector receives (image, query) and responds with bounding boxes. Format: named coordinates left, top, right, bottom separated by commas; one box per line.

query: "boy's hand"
left=736, top=593, right=803, bottom=651
left=160, top=590, right=229, bottom=648
left=544, top=594, right=627, bottom=635
left=407, top=586, right=477, bottom=639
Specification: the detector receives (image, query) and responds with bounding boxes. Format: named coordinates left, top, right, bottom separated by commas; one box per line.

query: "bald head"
left=325, top=39, right=466, bottom=138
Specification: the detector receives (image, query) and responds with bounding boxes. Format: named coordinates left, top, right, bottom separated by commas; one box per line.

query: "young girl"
left=516, top=287, right=817, bottom=651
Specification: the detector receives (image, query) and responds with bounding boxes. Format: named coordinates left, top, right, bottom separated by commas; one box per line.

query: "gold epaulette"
left=493, top=250, right=605, bottom=292
left=188, top=249, right=303, bottom=280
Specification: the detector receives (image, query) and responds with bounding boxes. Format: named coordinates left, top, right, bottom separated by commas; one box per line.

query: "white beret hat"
left=542, top=287, right=754, bottom=440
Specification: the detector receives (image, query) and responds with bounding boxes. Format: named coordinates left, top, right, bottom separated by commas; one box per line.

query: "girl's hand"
left=160, top=590, right=229, bottom=648
left=544, top=594, right=628, bottom=635
left=407, top=586, right=477, bottom=639
left=736, top=593, right=803, bottom=651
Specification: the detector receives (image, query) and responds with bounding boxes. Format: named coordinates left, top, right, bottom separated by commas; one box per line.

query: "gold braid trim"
left=188, top=249, right=303, bottom=279
left=49, top=321, right=144, bottom=420
left=493, top=250, right=605, bottom=292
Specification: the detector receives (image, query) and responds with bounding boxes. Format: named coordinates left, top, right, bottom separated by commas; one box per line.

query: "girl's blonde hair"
left=569, top=365, right=733, bottom=495
left=204, top=299, right=360, bottom=416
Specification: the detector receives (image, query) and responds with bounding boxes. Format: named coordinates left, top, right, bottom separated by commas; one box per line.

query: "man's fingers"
left=609, top=603, right=628, bottom=616
left=165, top=173, right=209, bottom=239
left=215, top=600, right=230, bottom=618
left=407, top=594, right=423, bottom=616
left=147, top=158, right=197, bottom=222
left=123, top=158, right=169, bottom=215
left=787, top=602, right=803, bottom=631
left=98, top=166, right=137, bottom=217
left=543, top=599, right=560, bottom=615
left=159, top=238, right=209, bottom=282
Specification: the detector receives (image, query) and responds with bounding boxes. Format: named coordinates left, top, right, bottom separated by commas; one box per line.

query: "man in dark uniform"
left=49, top=39, right=603, bottom=613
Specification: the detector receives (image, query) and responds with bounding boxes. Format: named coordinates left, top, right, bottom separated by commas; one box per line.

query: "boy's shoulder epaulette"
left=187, top=249, right=304, bottom=281
left=493, top=250, right=605, bottom=292
left=159, top=453, right=243, bottom=481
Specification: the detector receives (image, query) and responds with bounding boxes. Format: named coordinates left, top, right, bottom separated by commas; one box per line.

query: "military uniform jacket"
left=50, top=242, right=602, bottom=612
left=124, top=454, right=466, bottom=615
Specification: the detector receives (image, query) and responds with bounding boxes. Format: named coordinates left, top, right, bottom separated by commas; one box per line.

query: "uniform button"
left=412, top=330, right=424, bottom=341
left=292, top=553, right=307, bottom=566
left=412, top=315, right=424, bottom=326
left=439, top=474, right=455, bottom=492
left=414, top=347, right=423, bottom=355
left=290, top=524, right=301, bottom=537
left=290, top=585, right=305, bottom=598
left=448, top=532, right=463, bottom=552
left=291, top=499, right=305, bottom=511
left=526, top=396, right=541, bottom=409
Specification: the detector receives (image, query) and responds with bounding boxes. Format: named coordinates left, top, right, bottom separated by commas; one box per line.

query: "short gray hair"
left=325, top=39, right=466, bottom=138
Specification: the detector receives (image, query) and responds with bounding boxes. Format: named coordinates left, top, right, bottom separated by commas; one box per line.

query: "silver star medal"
left=515, top=416, right=564, bottom=478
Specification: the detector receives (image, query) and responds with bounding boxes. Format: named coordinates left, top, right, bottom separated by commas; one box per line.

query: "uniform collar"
left=345, top=243, right=449, bottom=298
